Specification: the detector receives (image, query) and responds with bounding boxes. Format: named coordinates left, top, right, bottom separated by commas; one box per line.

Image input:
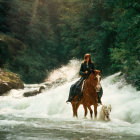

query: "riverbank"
left=0, top=69, right=24, bottom=95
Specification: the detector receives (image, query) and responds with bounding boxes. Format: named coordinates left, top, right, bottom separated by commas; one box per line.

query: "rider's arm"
left=79, top=63, right=85, bottom=76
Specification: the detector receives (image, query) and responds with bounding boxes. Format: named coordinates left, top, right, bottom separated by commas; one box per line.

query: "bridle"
left=84, top=71, right=101, bottom=92
left=92, top=72, right=101, bottom=92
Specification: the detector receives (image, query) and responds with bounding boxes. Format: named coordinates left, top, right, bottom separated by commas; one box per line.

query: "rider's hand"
left=85, top=71, right=88, bottom=74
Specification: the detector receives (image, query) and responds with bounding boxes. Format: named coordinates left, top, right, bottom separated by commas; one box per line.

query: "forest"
left=0, top=0, right=139, bottom=90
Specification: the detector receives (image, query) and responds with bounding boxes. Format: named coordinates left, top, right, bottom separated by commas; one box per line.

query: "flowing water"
left=0, top=60, right=140, bottom=140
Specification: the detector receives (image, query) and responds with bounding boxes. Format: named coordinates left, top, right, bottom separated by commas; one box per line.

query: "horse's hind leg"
left=87, top=106, right=93, bottom=119
left=94, top=104, right=97, bottom=119
left=83, top=105, right=88, bottom=118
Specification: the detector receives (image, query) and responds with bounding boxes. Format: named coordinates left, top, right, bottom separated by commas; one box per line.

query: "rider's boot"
left=66, top=98, right=72, bottom=103
left=98, top=97, right=102, bottom=105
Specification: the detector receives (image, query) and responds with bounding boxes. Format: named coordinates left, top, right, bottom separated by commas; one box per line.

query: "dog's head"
left=108, top=104, right=112, bottom=112
left=102, top=105, right=112, bottom=120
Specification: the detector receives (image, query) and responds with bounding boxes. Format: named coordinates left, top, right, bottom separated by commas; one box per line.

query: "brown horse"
left=71, top=70, right=101, bottom=119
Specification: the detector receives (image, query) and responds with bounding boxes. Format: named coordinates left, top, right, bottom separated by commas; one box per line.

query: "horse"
left=71, top=70, right=101, bottom=119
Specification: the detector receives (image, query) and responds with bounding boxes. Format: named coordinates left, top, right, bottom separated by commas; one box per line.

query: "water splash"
left=45, top=59, right=81, bottom=82
left=0, top=60, right=140, bottom=139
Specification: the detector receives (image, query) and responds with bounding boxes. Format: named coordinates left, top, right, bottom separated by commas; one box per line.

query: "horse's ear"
left=94, top=70, right=100, bottom=75
left=94, top=70, right=97, bottom=74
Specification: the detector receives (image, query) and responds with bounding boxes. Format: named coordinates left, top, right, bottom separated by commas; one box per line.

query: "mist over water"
left=0, top=60, right=140, bottom=140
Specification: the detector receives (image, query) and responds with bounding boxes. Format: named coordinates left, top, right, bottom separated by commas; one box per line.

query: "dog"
left=99, top=104, right=112, bottom=121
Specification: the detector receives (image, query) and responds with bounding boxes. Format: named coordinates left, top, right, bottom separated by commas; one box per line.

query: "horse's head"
left=89, top=70, right=101, bottom=92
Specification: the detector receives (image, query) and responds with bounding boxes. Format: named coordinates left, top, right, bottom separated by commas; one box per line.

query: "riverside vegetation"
left=0, top=0, right=139, bottom=90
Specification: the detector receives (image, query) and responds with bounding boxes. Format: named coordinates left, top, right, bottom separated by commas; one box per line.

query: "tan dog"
left=99, top=105, right=112, bottom=121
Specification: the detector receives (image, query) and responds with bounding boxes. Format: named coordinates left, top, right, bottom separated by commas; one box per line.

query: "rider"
left=66, top=54, right=103, bottom=104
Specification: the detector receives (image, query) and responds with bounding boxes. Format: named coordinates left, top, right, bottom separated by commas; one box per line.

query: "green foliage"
left=0, top=0, right=139, bottom=89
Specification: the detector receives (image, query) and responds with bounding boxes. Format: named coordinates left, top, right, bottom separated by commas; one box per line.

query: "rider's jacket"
left=79, top=61, right=95, bottom=78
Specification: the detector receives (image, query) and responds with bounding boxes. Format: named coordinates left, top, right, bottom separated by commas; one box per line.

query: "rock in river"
left=23, top=86, right=45, bottom=97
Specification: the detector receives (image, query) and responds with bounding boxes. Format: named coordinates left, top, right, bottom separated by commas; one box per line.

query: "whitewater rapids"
left=0, top=60, right=140, bottom=140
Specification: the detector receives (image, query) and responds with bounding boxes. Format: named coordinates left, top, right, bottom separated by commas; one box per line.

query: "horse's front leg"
left=83, top=105, right=88, bottom=118
left=87, top=106, right=93, bottom=119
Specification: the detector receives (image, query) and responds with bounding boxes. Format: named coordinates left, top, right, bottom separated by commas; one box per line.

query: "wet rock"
left=23, top=90, right=39, bottom=97
left=39, top=86, right=45, bottom=92
left=0, top=69, right=24, bottom=95
left=23, top=86, right=45, bottom=97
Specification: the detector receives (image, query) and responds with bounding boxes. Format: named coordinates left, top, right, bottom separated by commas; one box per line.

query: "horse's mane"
left=88, top=70, right=101, bottom=79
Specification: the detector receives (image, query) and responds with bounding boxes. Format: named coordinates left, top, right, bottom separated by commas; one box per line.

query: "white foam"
left=0, top=60, right=140, bottom=136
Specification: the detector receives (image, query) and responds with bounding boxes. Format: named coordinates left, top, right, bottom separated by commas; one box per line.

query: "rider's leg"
left=66, top=78, right=83, bottom=102
left=66, top=84, right=76, bottom=102
left=76, top=78, right=86, bottom=101
left=98, top=87, right=103, bottom=104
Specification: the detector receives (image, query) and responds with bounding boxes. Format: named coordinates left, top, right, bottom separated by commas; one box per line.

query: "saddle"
left=81, top=79, right=86, bottom=92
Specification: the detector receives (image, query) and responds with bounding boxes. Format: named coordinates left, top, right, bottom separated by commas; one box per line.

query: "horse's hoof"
left=94, top=118, right=97, bottom=121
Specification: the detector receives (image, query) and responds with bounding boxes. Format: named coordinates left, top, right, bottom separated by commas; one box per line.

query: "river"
left=0, top=60, right=140, bottom=140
